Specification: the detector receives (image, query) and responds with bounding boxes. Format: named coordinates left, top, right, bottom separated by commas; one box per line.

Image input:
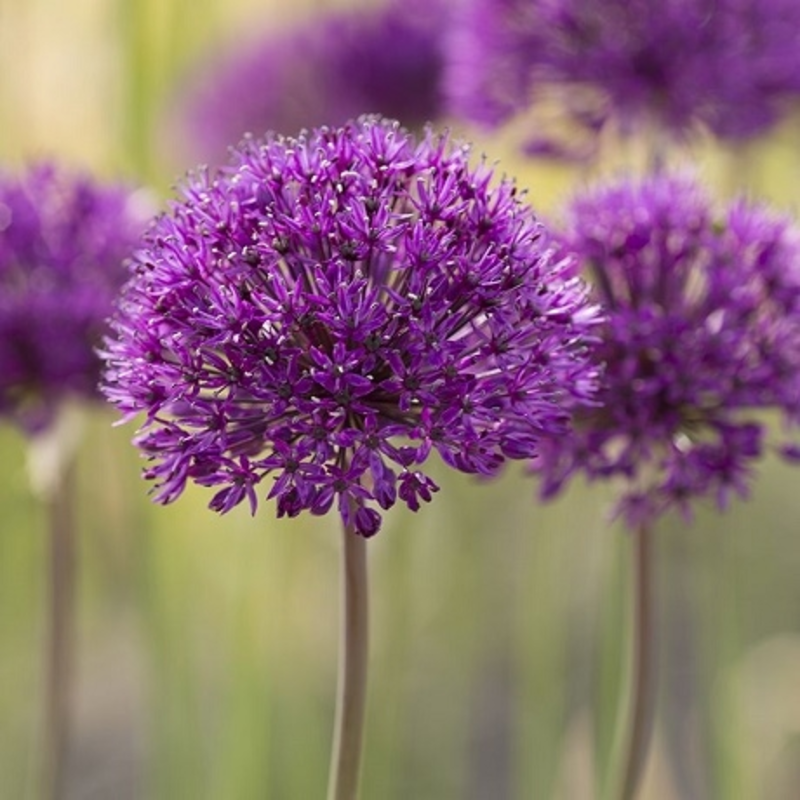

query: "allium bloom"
left=171, top=0, right=447, bottom=164
left=535, top=174, right=800, bottom=526
left=103, top=117, right=601, bottom=536
left=0, top=163, right=148, bottom=432
left=446, top=0, right=800, bottom=157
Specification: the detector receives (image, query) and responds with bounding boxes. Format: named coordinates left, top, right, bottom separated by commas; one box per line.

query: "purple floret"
left=103, top=117, right=602, bottom=536
left=534, top=174, right=800, bottom=527
left=446, top=0, right=800, bottom=156
left=0, top=162, right=149, bottom=432
left=171, top=0, right=447, bottom=164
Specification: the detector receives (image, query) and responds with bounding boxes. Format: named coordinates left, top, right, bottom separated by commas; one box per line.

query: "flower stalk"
left=610, top=524, right=656, bottom=800
left=327, top=523, right=370, bottom=800
left=41, top=460, right=77, bottom=800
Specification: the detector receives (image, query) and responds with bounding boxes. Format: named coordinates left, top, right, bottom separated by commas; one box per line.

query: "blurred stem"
left=649, top=131, right=669, bottom=174
left=725, top=142, right=756, bottom=197
left=120, top=0, right=152, bottom=178
left=326, top=523, right=369, bottom=800
left=610, top=524, right=656, bottom=800
left=515, top=520, right=567, bottom=800
left=42, top=459, right=77, bottom=800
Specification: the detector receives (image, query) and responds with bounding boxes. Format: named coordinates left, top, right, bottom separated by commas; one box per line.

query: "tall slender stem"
left=613, top=524, right=657, bottom=800
left=42, top=460, right=77, bottom=800
left=326, top=523, right=369, bottom=800
left=120, top=0, right=153, bottom=179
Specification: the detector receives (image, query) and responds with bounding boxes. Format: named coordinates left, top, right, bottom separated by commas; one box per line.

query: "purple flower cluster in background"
left=535, top=174, right=800, bottom=526
left=446, top=0, right=800, bottom=157
left=103, top=117, right=602, bottom=536
left=172, top=0, right=448, bottom=165
left=0, top=163, right=148, bottom=433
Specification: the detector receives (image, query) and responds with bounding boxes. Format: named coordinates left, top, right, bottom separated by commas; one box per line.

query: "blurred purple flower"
left=0, top=163, right=149, bottom=432
left=446, top=0, right=800, bottom=157
left=103, top=117, right=602, bottom=536
left=534, top=173, right=800, bottom=527
left=171, top=0, right=448, bottom=164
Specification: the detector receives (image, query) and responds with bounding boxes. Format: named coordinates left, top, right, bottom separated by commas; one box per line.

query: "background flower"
left=534, top=173, right=800, bottom=525
left=169, top=0, right=448, bottom=165
left=0, top=162, right=149, bottom=432
left=446, top=0, right=800, bottom=157
left=104, top=117, right=602, bottom=536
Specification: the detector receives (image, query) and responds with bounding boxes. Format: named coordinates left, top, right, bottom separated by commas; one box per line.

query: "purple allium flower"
left=170, top=0, right=447, bottom=165
left=0, top=162, right=149, bottom=432
left=103, top=117, right=602, bottom=536
left=534, top=173, right=800, bottom=527
left=446, top=0, right=800, bottom=157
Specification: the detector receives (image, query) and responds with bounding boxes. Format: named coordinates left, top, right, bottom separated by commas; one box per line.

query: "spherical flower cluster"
left=0, top=162, right=148, bottom=432
left=103, top=117, right=602, bottom=536
left=534, top=174, right=800, bottom=526
left=446, top=0, right=800, bottom=157
left=171, top=0, right=447, bottom=165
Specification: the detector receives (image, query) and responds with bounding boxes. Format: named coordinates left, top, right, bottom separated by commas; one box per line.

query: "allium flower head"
left=172, top=0, right=447, bottom=164
left=0, top=162, right=148, bottom=432
left=446, top=0, right=800, bottom=156
left=103, top=117, right=602, bottom=536
left=535, top=173, right=800, bottom=526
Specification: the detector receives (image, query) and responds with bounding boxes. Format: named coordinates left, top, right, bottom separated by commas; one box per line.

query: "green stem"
left=612, top=524, right=657, bottom=800
left=120, top=0, right=152, bottom=178
left=326, top=523, right=369, bottom=800
left=41, top=461, right=77, bottom=800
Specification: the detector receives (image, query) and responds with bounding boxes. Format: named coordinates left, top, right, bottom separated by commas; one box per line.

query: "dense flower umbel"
left=103, top=118, right=602, bottom=536
left=535, top=174, right=800, bottom=526
left=446, top=0, right=800, bottom=157
left=0, top=163, right=148, bottom=432
left=171, top=0, right=447, bottom=164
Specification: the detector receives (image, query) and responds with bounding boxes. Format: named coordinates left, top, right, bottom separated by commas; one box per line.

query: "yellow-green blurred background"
left=1, top=1, right=800, bottom=798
